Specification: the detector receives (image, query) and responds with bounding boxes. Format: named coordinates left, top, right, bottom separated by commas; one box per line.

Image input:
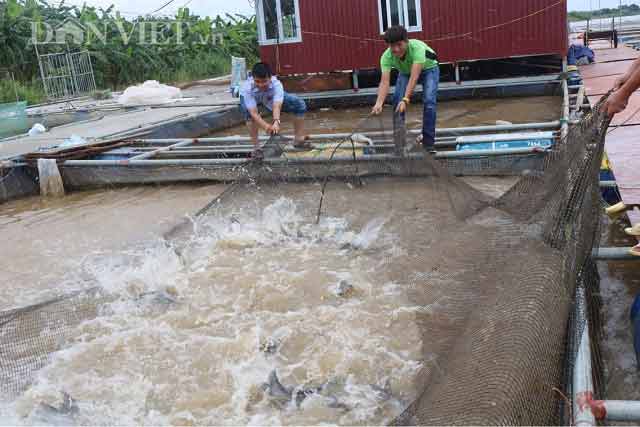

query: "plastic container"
left=230, top=57, right=247, bottom=98
left=0, top=101, right=28, bottom=139
left=456, top=132, right=554, bottom=152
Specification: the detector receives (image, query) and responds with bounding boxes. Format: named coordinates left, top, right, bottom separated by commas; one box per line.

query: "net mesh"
left=0, top=96, right=611, bottom=425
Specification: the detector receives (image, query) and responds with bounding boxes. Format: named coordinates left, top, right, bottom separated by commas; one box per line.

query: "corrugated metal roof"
left=260, top=0, right=568, bottom=75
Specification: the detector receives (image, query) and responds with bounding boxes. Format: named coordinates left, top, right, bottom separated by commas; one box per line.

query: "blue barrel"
left=457, top=138, right=553, bottom=152
left=631, top=294, right=640, bottom=368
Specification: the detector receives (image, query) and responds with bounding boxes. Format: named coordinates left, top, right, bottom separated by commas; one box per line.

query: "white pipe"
left=62, top=153, right=425, bottom=167
left=573, top=286, right=597, bottom=427
left=600, top=400, right=640, bottom=422
left=592, top=247, right=639, bottom=261
left=438, top=147, right=546, bottom=158
left=129, top=139, right=196, bottom=160
left=562, top=80, right=570, bottom=140
left=124, top=121, right=562, bottom=145
left=62, top=146, right=547, bottom=168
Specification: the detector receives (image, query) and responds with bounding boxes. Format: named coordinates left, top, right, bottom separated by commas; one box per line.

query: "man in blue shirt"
left=240, top=63, right=308, bottom=157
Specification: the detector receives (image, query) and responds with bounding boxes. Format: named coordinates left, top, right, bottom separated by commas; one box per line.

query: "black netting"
left=0, top=96, right=611, bottom=425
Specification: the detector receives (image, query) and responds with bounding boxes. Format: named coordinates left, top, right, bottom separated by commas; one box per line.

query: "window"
left=378, top=0, right=422, bottom=33
left=257, top=0, right=302, bottom=45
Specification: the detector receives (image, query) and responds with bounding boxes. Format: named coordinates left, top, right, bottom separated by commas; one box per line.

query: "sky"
left=57, top=0, right=256, bottom=18
left=54, top=0, right=637, bottom=19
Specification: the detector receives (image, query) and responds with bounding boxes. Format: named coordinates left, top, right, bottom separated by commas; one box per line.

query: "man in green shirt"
left=372, top=25, right=440, bottom=151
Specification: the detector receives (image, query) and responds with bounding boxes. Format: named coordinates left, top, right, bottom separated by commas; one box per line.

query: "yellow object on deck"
left=605, top=201, right=629, bottom=219
left=625, top=224, right=640, bottom=237
left=601, top=152, right=612, bottom=171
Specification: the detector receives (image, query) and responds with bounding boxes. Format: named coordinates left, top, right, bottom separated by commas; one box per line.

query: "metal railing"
left=35, top=47, right=96, bottom=100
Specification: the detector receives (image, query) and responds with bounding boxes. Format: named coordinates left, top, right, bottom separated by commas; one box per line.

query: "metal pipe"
left=126, top=135, right=457, bottom=145
left=116, top=133, right=559, bottom=155
left=125, top=121, right=562, bottom=146
left=129, top=139, right=196, bottom=160
left=64, top=145, right=546, bottom=167
left=437, top=121, right=560, bottom=136
left=562, top=79, right=570, bottom=140
left=599, top=181, right=618, bottom=188
left=592, top=247, right=639, bottom=261
left=435, top=147, right=547, bottom=158
left=62, top=153, right=427, bottom=167
left=573, top=286, right=597, bottom=427
left=595, top=400, right=640, bottom=422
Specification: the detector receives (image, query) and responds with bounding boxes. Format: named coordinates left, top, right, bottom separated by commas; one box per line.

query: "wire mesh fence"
left=36, top=50, right=97, bottom=101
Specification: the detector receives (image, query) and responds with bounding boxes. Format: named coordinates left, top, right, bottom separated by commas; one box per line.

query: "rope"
left=607, top=105, right=640, bottom=134
left=162, top=134, right=279, bottom=246
left=315, top=111, right=384, bottom=225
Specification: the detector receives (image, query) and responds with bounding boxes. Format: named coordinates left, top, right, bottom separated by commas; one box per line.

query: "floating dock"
left=0, top=73, right=572, bottom=204
left=579, top=40, right=640, bottom=237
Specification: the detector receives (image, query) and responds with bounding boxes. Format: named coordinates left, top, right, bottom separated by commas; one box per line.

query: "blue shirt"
left=240, top=76, right=285, bottom=111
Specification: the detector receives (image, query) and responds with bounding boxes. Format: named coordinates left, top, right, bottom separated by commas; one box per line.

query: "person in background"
left=371, top=25, right=440, bottom=151
left=603, top=59, right=640, bottom=257
left=240, top=62, right=309, bottom=158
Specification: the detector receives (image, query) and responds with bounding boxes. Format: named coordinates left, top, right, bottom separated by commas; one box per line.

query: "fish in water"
left=370, top=380, right=393, bottom=402
left=335, top=280, right=355, bottom=298
left=262, top=370, right=293, bottom=404
left=31, top=392, right=79, bottom=426
left=138, top=290, right=179, bottom=306
left=259, top=338, right=279, bottom=355
left=262, top=370, right=344, bottom=409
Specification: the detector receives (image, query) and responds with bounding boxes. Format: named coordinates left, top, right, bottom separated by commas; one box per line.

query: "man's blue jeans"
left=393, top=66, right=440, bottom=149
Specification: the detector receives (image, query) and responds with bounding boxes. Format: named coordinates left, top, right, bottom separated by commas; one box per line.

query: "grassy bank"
left=0, top=79, right=45, bottom=105
left=569, top=3, right=640, bottom=22
left=0, top=0, right=259, bottom=105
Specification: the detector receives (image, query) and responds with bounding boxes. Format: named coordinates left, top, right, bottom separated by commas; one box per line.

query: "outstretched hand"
left=604, top=90, right=629, bottom=117
left=271, top=121, right=281, bottom=135
left=395, top=101, right=407, bottom=114
left=371, top=103, right=384, bottom=115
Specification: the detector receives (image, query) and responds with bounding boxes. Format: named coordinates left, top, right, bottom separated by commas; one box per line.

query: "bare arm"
left=403, top=63, right=423, bottom=100
left=605, top=61, right=640, bottom=116
left=615, top=57, right=640, bottom=89
left=248, top=107, right=272, bottom=132
left=271, top=101, right=283, bottom=134
left=372, top=72, right=391, bottom=114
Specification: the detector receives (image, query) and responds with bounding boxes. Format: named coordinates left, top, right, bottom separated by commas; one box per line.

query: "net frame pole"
left=61, top=147, right=547, bottom=167
left=128, top=140, right=198, bottom=160
left=592, top=247, right=640, bottom=261
left=573, top=287, right=597, bottom=427
left=562, top=79, right=570, bottom=140
left=589, top=400, right=640, bottom=422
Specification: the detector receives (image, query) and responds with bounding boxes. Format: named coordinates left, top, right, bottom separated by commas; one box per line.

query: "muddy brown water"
left=216, top=96, right=562, bottom=137
left=598, top=217, right=640, bottom=410
left=7, top=95, right=620, bottom=426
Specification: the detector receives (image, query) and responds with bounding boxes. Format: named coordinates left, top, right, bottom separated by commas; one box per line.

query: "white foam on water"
left=2, top=197, right=423, bottom=426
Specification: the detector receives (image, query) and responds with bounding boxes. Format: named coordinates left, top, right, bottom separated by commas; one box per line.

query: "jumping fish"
left=32, top=392, right=79, bottom=426
left=262, top=371, right=350, bottom=411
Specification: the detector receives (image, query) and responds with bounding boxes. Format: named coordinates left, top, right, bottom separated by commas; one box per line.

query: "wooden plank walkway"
left=580, top=42, right=640, bottom=231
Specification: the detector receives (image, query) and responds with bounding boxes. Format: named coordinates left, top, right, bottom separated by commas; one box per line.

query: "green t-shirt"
left=380, top=39, right=438, bottom=75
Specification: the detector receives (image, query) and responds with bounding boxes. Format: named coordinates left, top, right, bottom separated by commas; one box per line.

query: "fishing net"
left=0, top=96, right=611, bottom=425
left=0, top=165, right=39, bottom=204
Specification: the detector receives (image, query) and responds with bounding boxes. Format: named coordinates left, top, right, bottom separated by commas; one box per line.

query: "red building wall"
left=259, top=0, right=568, bottom=75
